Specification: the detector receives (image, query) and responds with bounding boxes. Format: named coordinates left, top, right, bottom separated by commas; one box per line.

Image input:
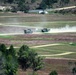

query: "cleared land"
left=0, top=33, right=76, bottom=59
left=0, top=21, right=76, bottom=28
left=32, top=44, right=76, bottom=59
left=0, top=13, right=76, bottom=75
left=18, top=58, right=76, bottom=75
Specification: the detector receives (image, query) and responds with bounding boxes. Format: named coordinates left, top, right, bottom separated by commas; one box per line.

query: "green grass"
left=0, top=21, right=76, bottom=28
left=42, top=45, right=76, bottom=52
left=0, top=13, right=76, bottom=28
left=57, top=52, right=76, bottom=59
left=33, top=48, right=64, bottom=55
left=69, top=42, right=76, bottom=46
left=0, top=13, right=76, bottom=59
left=0, top=35, right=14, bottom=39
left=0, top=12, right=20, bottom=16
left=32, top=44, right=76, bottom=59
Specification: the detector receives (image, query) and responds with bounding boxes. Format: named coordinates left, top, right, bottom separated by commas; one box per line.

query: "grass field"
left=0, top=13, right=76, bottom=28
left=0, top=21, right=76, bottom=28
left=0, top=13, right=76, bottom=75
left=0, top=33, right=76, bottom=59
left=0, top=35, right=13, bottom=39
left=32, top=44, right=76, bottom=59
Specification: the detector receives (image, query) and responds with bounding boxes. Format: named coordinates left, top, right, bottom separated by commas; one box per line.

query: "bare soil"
left=18, top=58, right=76, bottom=75
left=0, top=33, right=76, bottom=46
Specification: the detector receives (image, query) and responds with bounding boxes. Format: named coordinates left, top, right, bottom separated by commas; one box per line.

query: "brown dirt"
left=18, top=58, right=76, bottom=75
left=0, top=33, right=76, bottom=46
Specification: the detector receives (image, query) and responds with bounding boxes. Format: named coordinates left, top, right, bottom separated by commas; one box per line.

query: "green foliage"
left=18, top=0, right=29, bottom=13
left=9, top=45, right=16, bottom=56
left=32, top=56, right=44, bottom=71
left=0, top=9, right=3, bottom=12
left=61, top=0, right=70, bottom=4
left=38, top=0, right=58, bottom=9
left=18, top=45, right=29, bottom=57
left=44, top=0, right=58, bottom=8
left=0, top=44, right=44, bottom=75
left=68, top=42, right=76, bottom=47
left=31, top=0, right=36, bottom=3
left=0, top=51, right=5, bottom=75
left=72, top=67, right=76, bottom=75
left=24, top=5, right=30, bottom=13
left=29, top=50, right=44, bottom=71
left=11, top=6, right=17, bottom=13
left=18, top=45, right=44, bottom=74
left=0, top=44, right=18, bottom=75
left=39, top=1, right=47, bottom=10
left=49, top=70, right=58, bottom=75
left=19, top=4, right=29, bottom=13
left=5, top=45, right=18, bottom=75
left=7, top=0, right=14, bottom=4
left=5, top=62, right=18, bottom=75
left=18, top=45, right=31, bottom=70
left=0, top=44, right=6, bottom=53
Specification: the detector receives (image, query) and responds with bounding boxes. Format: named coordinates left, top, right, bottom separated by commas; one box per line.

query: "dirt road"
left=47, top=6, right=76, bottom=11
left=39, top=52, right=74, bottom=57
left=6, top=43, right=75, bottom=59
left=30, top=43, right=62, bottom=48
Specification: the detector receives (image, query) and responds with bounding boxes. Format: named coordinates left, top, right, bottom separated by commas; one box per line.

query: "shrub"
left=49, top=70, right=58, bottom=75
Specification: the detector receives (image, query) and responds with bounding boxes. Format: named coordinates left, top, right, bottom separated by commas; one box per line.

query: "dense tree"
left=18, top=45, right=31, bottom=70
left=18, top=45, right=44, bottom=74
left=72, top=67, right=76, bottom=75
left=61, top=0, right=70, bottom=4
left=31, top=0, right=36, bottom=3
left=5, top=57, right=18, bottom=75
left=29, top=50, right=44, bottom=74
left=44, top=0, right=58, bottom=8
left=5, top=45, right=18, bottom=75
left=39, top=0, right=58, bottom=9
left=8, top=0, right=14, bottom=3
left=0, top=44, right=44, bottom=75
left=9, top=45, right=16, bottom=56
left=0, top=51, right=5, bottom=75
left=0, top=44, right=6, bottom=53
left=60, top=0, right=70, bottom=7
left=0, top=44, right=18, bottom=75
left=18, top=45, right=29, bottom=57
left=39, top=1, right=47, bottom=10
left=18, top=0, right=29, bottom=12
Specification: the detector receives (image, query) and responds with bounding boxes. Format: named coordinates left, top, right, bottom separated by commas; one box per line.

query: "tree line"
left=0, top=44, right=59, bottom=75
left=0, top=0, right=71, bottom=13
left=0, top=44, right=76, bottom=75
left=0, top=44, right=44, bottom=75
